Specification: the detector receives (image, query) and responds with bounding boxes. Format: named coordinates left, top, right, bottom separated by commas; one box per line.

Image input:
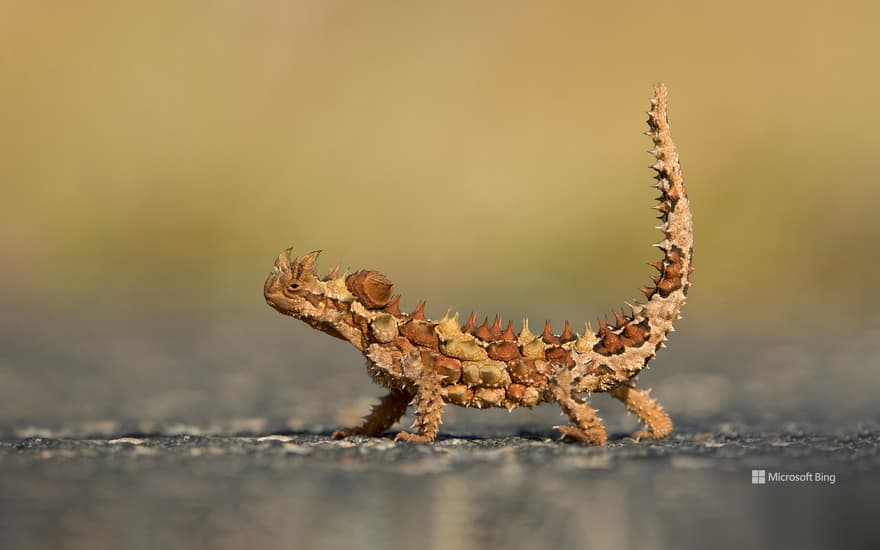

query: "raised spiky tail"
left=574, top=83, right=693, bottom=391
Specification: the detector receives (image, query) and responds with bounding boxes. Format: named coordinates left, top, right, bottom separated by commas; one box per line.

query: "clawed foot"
left=394, top=431, right=434, bottom=443
left=629, top=429, right=661, bottom=441
left=331, top=427, right=364, bottom=439
left=555, top=425, right=607, bottom=446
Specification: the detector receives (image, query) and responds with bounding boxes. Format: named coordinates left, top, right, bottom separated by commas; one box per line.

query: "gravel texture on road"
left=2, top=423, right=878, bottom=550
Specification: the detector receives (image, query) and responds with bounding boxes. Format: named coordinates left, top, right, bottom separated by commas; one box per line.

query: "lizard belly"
left=438, top=357, right=551, bottom=409
left=440, top=382, right=544, bottom=409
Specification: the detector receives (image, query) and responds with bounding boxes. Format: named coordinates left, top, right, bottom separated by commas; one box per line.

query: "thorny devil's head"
left=264, top=247, right=395, bottom=349
left=264, top=248, right=326, bottom=321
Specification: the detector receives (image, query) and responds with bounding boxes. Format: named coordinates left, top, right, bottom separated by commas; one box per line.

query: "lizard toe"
left=555, top=425, right=607, bottom=446
left=394, top=431, right=433, bottom=443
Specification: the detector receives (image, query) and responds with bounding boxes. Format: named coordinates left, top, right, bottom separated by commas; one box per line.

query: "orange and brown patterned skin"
left=264, top=83, right=692, bottom=445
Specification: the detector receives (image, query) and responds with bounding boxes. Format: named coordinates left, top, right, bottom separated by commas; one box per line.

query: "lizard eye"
left=288, top=282, right=301, bottom=290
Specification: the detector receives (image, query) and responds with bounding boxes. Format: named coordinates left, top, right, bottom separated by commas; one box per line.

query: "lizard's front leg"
left=331, top=388, right=411, bottom=439
left=609, top=380, right=672, bottom=441
left=394, top=353, right=444, bottom=443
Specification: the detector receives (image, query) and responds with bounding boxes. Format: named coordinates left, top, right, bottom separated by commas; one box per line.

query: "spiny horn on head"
left=293, top=249, right=322, bottom=278
left=274, top=247, right=293, bottom=273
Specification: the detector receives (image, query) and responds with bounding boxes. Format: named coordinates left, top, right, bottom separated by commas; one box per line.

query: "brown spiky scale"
left=462, top=312, right=477, bottom=334
left=490, top=316, right=503, bottom=341
left=412, top=302, right=426, bottom=321
left=264, top=83, right=691, bottom=446
left=620, top=325, right=641, bottom=347
left=402, top=321, right=439, bottom=350
left=385, top=295, right=402, bottom=317
left=346, top=270, right=394, bottom=309
left=487, top=341, right=520, bottom=362
left=542, top=320, right=561, bottom=345
left=474, top=318, right=492, bottom=341
left=502, top=321, right=516, bottom=341
left=561, top=321, right=574, bottom=343
left=595, top=322, right=624, bottom=356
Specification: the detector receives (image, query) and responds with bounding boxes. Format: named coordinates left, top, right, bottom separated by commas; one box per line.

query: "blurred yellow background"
left=3, top=1, right=878, bottom=327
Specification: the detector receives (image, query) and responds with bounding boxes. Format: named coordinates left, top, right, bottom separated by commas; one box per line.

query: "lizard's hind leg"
left=551, top=372, right=607, bottom=445
left=610, top=380, right=673, bottom=441
left=331, top=388, right=411, bottom=439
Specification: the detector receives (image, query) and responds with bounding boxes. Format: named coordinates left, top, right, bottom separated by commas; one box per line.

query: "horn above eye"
left=292, top=249, right=322, bottom=278
left=274, top=247, right=293, bottom=273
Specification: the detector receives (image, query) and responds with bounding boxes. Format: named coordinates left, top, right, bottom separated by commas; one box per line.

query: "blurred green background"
left=1, top=1, right=879, bottom=431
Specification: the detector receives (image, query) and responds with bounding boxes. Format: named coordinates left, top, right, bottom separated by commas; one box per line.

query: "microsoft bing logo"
left=750, top=469, right=836, bottom=485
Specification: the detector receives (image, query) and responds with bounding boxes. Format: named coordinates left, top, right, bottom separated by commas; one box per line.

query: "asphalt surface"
left=2, top=423, right=878, bottom=550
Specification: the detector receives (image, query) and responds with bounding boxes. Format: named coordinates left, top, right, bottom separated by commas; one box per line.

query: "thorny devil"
left=264, top=83, right=692, bottom=445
